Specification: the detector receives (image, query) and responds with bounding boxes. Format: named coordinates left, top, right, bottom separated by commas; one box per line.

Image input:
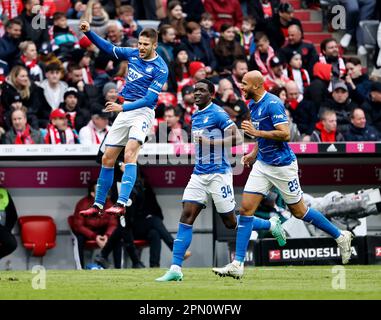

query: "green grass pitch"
left=1, top=266, right=381, bottom=300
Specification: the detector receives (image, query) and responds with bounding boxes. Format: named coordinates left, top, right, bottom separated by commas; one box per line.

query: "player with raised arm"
left=212, top=71, right=353, bottom=280
left=155, top=79, right=286, bottom=282
left=78, top=21, right=169, bottom=217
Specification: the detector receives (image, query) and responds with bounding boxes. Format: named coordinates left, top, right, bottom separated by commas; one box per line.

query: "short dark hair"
left=6, top=18, right=22, bottom=29
left=45, top=63, right=61, bottom=73
left=67, top=63, right=82, bottom=73
left=254, top=32, right=269, bottom=43
left=165, top=105, right=182, bottom=117
left=232, top=59, right=248, bottom=70
left=201, top=12, right=213, bottom=21
left=243, top=15, right=256, bottom=27
left=159, top=24, right=175, bottom=37
left=345, top=56, right=362, bottom=66
left=196, top=79, right=215, bottom=95
left=320, top=37, right=337, bottom=53
left=53, top=12, right=66, bottom=21
left=139, top=28, right=158, bottom=43
left=186, top=22, right=201, bottom=34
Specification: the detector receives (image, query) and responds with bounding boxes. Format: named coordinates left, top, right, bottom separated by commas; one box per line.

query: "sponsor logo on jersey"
left=127, top=67, right=143, bottom=82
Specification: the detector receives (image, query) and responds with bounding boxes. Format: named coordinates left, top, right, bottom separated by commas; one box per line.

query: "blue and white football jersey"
left=112, top=47, right=168, bottom=108
left=248, top=92, right=296, bottom=166
left=191, top=103, right=235, bottom=175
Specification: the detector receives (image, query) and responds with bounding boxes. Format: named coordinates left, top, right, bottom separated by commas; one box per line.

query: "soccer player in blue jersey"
left=155, top=79, right=286, bottom=282
left=213, top=71, right=354, bottom=279
left=78, top=21, right=169, bottom=216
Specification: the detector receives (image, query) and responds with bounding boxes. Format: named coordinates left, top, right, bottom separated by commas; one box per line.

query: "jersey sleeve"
left=112, top=46, right=137, bottom=61
left=216, top=109, right=235, bottom=131
left=269, top=100, right=289, bottom=127
left=147, top=66, right=169, bottom=95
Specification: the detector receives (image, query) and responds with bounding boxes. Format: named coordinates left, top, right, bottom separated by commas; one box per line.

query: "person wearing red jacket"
left=72, top=182, right=118, bottom=269
left=203, top=0, right=243, bottom=32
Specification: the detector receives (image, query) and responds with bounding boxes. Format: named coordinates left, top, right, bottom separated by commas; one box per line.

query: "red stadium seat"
left=18, top=216, right=57, bottom=269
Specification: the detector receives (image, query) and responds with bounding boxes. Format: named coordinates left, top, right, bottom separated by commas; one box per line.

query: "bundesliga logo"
left=269, top=247, right=358, bottom=261
left=375, top=247, right=381, bottom=257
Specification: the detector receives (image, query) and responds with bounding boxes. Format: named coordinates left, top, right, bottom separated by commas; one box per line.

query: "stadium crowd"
left=0, top=0, right=381, bottom=145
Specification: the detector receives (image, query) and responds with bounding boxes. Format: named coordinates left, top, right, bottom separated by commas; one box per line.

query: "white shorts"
left=244, top=160, right=302, bottom=204
left=105, top=107, right=154, bottom=146
left=182, top=173, right=236, bottom=214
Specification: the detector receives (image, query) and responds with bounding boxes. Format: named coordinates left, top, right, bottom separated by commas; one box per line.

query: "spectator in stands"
left=17, top=41, right=44, bottom=83
left=106, top=21, right=128, bottom=47
left=68, top=0, right=87, bottom=19
left=50, top=12, right=81, bottom=62
left=39, top=63, right=68, bottom=112
left=324, top=82, right=357, bottom=133
left=80, top=0, right=110, bottom=38
left=310, top=109, right=345, bottom=142
left=285, top=80, right=316, bottom=136
left=279, top=24, right=318, bottom=77
left=117, top=5, right=142, bottom=40
left=265, top=2, right=302, bottom=51
left=1, top=65, right=43, bottom=128
left=319, top=38, right=345, bottom=86
left=344, top=107, right=380, bottom=141
left=70, top=48, right=94, bottom=85
left=45, top=108, right=79, bottom=144
left=100, top=81, right=119, bottom=106
left=157, top=24, right=176, bottom=67
left=0, top=188, right=18, bottom=261
left=92, top=54, right=112, bottom=88
left=178, top=85, right=197, bottom=126
left=339, top=0, right=377, bottom=56
left=167, top=43, right=190, bottom=95
left=249, top=32, right=274, bottom=77
left=182, top=22, right=217, bottom=72
left=2, top=94, right=35, bottom=131
left=264, top=56, right=289, bottom=91
left=79, top=104, right=110, bottom=145
left=19, top=0, right=49, bottom=49
left=362, top=82, right=381, bottom=133
left=2, top=107, right=44, bottom=144
left=284, top=51, right=310, bottom=95
left=72, top=181, right=119, bottom=269
left=304, top=62, right=332, bottom=112
left=228, top=59, right=249, bottom=99
left=60, top=87, right=90, bottom=131
left=214, top=78, right=249, bottom=127
left=177, top=0, right=205, bottom=23
left=285, top=108, right=302, bottom=142
left=239, top=16, right=256, bottom=60
left=66, top=63, right=100, bottom=108
left=127, top=165, right=191, bottom=268
left=1, top=1, right=23, bottom=21
left=345, top=56, right=372, bottom=105
left=203, top=0, right=243, bottom=32
left=247, top=0, right=277, bottom=30
left=112, top=60, right=128, bottom=92
left=199, top=12, right=219, bottom=49
left=270, top=85, right=287, bottom=105
left=159, top=1, right=187, bottom=39
left=214, top=24, right=245, bottom=74
left=0, top=18, right=22, bottom=67
left=156, top=105, right=190, bottom=143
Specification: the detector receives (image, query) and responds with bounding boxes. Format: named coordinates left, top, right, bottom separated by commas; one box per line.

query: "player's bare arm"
left=241, top=121, right=290, bottom=142
left=241, top=143, right=258, bottom=168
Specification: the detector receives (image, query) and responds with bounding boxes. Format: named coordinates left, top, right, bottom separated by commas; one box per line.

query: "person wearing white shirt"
left=79, top=104, right=110, bottom=145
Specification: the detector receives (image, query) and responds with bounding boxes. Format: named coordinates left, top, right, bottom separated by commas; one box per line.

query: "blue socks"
left=252, top=216, right=271, bottom=230
left=117, top=163, right=137, bottom=205
left=94, top=166, right=114, bottom=207
left=172, top=223, right=193, bottom=267
left=235, top=215, right=254, bottom=263
left=302, top=207, right=341, bottom=239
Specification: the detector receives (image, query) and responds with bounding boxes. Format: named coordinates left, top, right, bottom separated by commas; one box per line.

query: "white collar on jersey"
left=143, top=52, right=159, bottom=62
left=197, top=102, right=213, bottom=112
left=253, top=91, right=267, bottom=104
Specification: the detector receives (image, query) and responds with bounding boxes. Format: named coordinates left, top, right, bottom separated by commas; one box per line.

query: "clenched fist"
left=80, top=20, right=90, bottom=32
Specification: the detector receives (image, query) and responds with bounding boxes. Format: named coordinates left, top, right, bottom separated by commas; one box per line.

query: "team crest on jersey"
left=146, top=66, right=154, bottom=73
left=203, top=116, right=209, bottom=124
left=258, top=108, right=262, bottom=116
left=127, top=67, right=143, bottom=82
left=252, top=121, right=259, bottom=130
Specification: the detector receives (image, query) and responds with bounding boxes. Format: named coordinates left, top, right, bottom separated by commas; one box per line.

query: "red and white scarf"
left=287, top=66, right=310, bottom=89
left=254, top=46, right=275, bottom=76
left=14, top=124, right=35, bottom=144
left=45, top=124, right=76, bottom=144
left=21, top=55, right=43, bottom=81
left=319, top=54, right=346, bottom=77
left=88, top=120, right=108, bottom=145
